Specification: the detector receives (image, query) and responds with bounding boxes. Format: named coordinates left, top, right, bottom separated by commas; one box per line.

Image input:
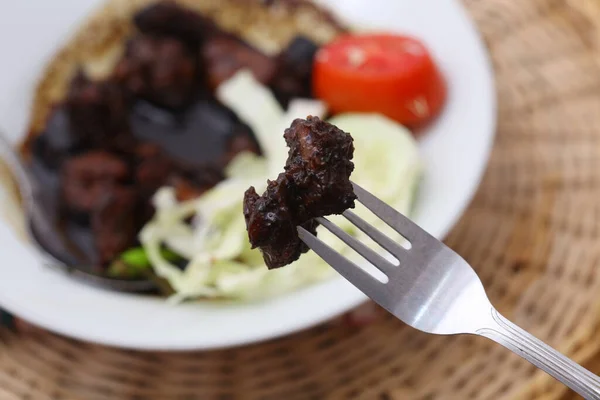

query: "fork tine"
left=297, top=226, right=387, bottom=303
left=316, top=217, right=396, bottom=275
left=342, top=210, right=407, bottom=260
left=351, top=181, right=429, bottom=242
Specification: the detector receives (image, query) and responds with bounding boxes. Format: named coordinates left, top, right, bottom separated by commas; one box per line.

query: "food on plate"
left=133, top=1, right=215, bottom=44
left=138, top=72, right=422, bottom=301
left=243, top=116, right=356, bottom=268
left=270, top=36, right=320, bottom=107
left=114, top=33, right=201, bottom=109
left=60, top=150, right=129, bottom=218
left=25, top=1, right=315, bottom=270
left=18, top=0, right=430, bottom=301
left=313, top=34, right=447, bottom=128
left=65, top=73, right=132, bottom=152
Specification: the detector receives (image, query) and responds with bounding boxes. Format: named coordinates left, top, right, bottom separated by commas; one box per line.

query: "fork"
left=298, top=182, right=600, bottom=399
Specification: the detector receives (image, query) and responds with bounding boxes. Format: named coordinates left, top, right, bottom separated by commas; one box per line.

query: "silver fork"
left=298, top=182, right=600, bottom=399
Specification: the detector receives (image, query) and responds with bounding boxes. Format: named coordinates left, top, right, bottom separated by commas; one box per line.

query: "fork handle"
left=476, top=307, right=600, bottom=399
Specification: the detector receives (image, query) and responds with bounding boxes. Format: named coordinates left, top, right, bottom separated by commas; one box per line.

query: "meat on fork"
left=243, top=175, right=319, bottom=268
left=283, top=115, right=356, bottom=220
left=243, top=116, right=356, bottom=269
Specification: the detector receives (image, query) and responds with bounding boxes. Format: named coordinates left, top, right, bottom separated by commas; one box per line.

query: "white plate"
left=0, top=0, right=495, bottom=350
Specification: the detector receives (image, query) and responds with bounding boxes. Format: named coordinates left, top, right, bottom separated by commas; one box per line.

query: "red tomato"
left=313, top=34, right=447, bottom=128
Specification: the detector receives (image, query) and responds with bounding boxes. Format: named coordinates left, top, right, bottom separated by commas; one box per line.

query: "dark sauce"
left=130, top=99, right=250, bottom=167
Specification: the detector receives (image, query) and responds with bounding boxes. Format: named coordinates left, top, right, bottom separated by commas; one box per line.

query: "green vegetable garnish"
left=108, top=247, right=181, bottom=279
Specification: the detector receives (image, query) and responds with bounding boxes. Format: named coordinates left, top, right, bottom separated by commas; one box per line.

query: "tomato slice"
left=313, top=34, right=447, bottom=128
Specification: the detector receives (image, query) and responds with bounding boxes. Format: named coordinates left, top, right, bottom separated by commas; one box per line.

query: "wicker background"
left=2, top=0, right=600, bottom=398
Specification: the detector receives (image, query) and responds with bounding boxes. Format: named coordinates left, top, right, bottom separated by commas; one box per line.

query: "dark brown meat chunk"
left=167, top=175, right=208, bottom=202
left=283, top=116, right=356, bottom=219
left=270, top=36, right=319, bottom=108
left=244, top=178, right=319, bottom=268
left=133, top=142, right=224, bottom=196
left=133, top=1, right=215, bottom=45
left=133, top=143, right=223, bottom=217
left=202, top=35, right=276, bottom=90
left=135, top=2, right=276, bottom=92
left=61, top=151, right=131, bottom=217
left=132, top=142, right=178, bottom=221
left=114, top=34, right=200, bottom=109
left=221, top=125, right=261, bottom=166
left=65, top=73, right=132, bottom=150
left=134, top=143, right=175, bottom=198
left=243, top=116, right=356, bottom=268
left=91, top=186, right=139, bottom=266
left=169, top=163, right=224, bottom=201
left=184, top=164, right=225, bottom=190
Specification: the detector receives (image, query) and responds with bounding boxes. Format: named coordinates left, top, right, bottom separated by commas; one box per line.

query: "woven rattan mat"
left=2, top=0, right=600, bottom=398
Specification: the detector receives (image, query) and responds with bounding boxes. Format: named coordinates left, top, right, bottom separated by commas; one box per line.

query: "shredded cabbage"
left=140, top=70, right=422, bottom=302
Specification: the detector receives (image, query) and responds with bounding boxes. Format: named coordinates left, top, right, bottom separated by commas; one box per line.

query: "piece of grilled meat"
left=243, top=116, right=356, bottom=268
